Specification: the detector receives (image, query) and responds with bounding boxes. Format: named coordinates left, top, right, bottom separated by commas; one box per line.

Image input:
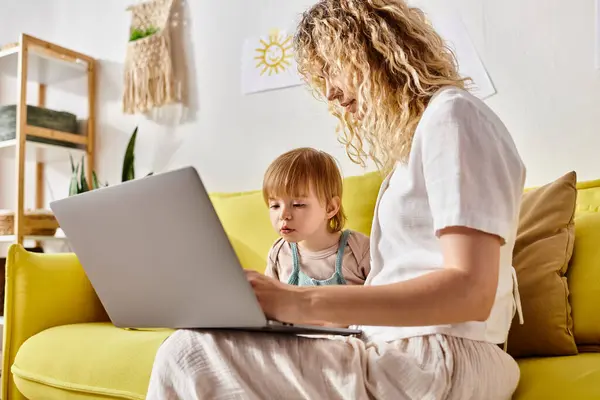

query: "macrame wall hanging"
left=123, top=0, right=176, bottom=114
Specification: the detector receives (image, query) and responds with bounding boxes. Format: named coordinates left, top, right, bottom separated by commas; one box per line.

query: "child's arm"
left=264, top=254, right=279, bottom=280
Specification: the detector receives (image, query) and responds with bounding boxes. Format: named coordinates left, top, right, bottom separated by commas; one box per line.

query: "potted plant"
left=69, top=126, right=151, bottom=196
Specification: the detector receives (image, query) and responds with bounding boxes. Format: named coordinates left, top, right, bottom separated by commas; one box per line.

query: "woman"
left=147, top=0, right=525, bottom=398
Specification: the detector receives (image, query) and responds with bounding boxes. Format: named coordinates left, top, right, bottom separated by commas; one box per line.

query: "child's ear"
left=326, top=196, right=341, bottom=219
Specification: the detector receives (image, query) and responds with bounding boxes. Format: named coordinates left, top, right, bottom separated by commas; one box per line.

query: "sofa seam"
left=11, top=365, right=144, bottom=400
left=562, top=194, right=577, bottom=343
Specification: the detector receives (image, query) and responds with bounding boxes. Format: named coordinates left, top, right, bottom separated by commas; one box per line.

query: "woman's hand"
left=245, top=270, right=302, bottom=323
left=245, top=270, right=334, bottom=326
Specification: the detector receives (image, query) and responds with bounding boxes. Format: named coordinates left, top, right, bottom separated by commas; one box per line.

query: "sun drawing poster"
left=241, top=29, right=303, bottom=95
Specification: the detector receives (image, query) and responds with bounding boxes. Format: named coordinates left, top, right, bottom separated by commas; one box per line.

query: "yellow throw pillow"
left=507, top=171, right=578, bottom=357
left=567, top=212, right=600, bottom=350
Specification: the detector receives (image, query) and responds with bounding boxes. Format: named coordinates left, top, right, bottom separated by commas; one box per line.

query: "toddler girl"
left=262, top=147, right=370, bottom=286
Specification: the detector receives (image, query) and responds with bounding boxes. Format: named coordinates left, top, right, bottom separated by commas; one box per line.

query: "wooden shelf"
left=0, top=33, right=96, bottom=246
left=0, top=121, right=88, bottom=163
left=0, top=36, right=90, bottom=86
left=0, top=235, right=68, bottom=243
left=0, top=138, right=85, bottom=163
left=27, top=124, right=88, bottom=146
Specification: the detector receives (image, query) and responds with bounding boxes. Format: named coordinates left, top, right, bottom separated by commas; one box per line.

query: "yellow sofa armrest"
left=2, top=244, right=108, bottom=400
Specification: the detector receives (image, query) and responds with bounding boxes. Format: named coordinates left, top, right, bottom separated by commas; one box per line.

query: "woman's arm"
left=248, top=226, right=500, bottom=327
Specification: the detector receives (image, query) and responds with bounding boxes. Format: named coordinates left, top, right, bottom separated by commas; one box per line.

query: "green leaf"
left=69, top=154, right=76, bottom=173
left=122, top=126, right=138, bottom=182
left=69, top=161, right=80, bottom=196
left=129, top=26, right=159, bottom=42
left=79, top=156, right=90, bottom=193
left=129, top=28, right=144, bottom=42
left=92, top=171, right=102, bottom=190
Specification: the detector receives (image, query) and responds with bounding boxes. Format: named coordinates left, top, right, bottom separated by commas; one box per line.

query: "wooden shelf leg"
left=14, top=35, right=29, bottom=246
left=35, top=84, right=46, bottom=248
left=86, top=61, right=96, bottom=186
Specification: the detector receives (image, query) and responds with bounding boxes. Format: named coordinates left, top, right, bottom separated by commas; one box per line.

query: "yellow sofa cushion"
left=575, top=178, right=600, bottom=216
left=12, top=323, right=172, bottom=400
left=565, top=177, right=600, bottom=349
left=2, top=245, right=110, bottom=400
left=339, top=171, right=384, bottom=233
left=210, top=189, right=276, bottom=273
left=568, top=212, right=600, bottom=349
left=210, top=171, right=383, bottom=273
left=514, top=353, right=600, bottom=399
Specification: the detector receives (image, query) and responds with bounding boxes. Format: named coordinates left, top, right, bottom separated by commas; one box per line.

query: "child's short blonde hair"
left=263, top=147, right=347, bottom=233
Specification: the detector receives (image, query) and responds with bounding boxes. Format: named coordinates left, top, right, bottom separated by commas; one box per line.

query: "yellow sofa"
left=2, top=172, right=600, bottom=399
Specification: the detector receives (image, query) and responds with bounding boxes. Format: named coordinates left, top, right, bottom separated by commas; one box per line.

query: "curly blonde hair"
left=294, top=0, right=470, bottom=172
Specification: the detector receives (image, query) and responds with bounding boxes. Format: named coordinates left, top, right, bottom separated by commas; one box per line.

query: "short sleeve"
left=357, top=238, right=371, bottom=280
left=420, top=96, right=525, bottom=244
left=346, top=231, right=371, bottom=282
left=264, top=239, right=283, bottom=280
left=264, top=255, right=278, bottom=279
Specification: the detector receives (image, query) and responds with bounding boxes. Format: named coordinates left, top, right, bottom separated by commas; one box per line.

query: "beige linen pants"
left=146, top=330, right=520, bottom=400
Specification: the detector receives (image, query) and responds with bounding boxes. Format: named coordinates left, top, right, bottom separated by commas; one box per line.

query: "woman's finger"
left=244, top=270, right=265, bottom=288
left=244, top=270, right=258, bottom=280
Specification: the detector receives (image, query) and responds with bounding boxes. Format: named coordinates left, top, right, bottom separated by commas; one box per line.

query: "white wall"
left=454, top=0, right=600, bottom=185
left=1, top=0, right=600, bottom=214
left=0, top=0, right=367, bottom=211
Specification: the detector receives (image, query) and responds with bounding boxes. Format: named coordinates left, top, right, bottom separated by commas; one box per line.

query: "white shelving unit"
left=0, top=39, right=88, bottom=85
left=0, top=139, right=86, bottom=163
left=0, top=235, right=68, bottom=243
left=0, top=33, right=96, bottom=247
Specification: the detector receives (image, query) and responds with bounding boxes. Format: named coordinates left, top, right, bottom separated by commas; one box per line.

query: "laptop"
left=50, top=166, right=361, bottom=336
